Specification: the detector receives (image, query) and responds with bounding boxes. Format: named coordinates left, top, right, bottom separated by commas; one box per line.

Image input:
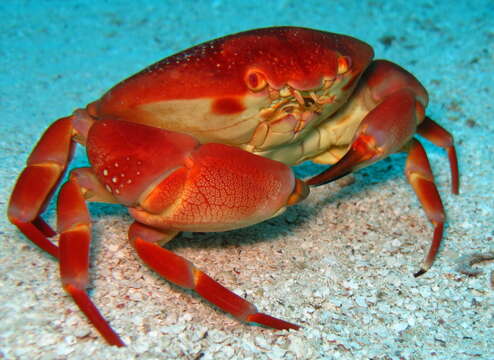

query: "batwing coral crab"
left=8, top=27, right=459, bottom=346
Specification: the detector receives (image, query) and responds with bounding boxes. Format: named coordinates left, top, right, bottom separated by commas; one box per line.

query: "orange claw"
left=307, top=88, right=419, bottom=186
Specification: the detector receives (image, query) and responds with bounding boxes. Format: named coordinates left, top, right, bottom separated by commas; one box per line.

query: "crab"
left=8, top=27, right=459, bottom=346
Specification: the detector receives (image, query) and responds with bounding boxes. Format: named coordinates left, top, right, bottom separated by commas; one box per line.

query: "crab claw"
left=130, top=141, right=309, bottom=232
left=307, top=60, right=428, bottom=186
left=85, top=118, right=308, bottom=232
left=307, top=87, right=419, bottom=186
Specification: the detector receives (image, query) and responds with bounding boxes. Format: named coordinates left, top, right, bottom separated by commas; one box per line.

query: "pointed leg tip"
left=110, top=338, right=126, bottom=347
left=10, top=218, right=60, bottom=259
left=247, top=312, right=300, bottom=331
left=413, top=268, right=427, bottom=277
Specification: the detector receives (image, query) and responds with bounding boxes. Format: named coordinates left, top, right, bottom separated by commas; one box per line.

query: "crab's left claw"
left=307, top=87, right=419, bottom=185
left=307, top=60, right=459, bottom=192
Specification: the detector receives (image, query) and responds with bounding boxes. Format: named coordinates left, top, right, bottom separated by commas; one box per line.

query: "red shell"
left=95, top=27, right=373, bottom=117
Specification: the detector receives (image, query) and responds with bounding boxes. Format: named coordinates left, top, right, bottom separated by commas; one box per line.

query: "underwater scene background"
left=1, top=1, right=493, bottom=359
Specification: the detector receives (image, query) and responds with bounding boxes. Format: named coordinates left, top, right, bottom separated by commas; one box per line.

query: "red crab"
left=8, top=27, right=459, bottom=346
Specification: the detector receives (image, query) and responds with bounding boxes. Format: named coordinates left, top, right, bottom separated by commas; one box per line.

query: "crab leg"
left=404, top=138, right=445, bottom=277
left=8, top=117, right=76, bottom=258
left=129, top=221, right=300, bottom=331
left=57, top=174, right=125, bottom=346
left=417, top=116, right=459, bottom=195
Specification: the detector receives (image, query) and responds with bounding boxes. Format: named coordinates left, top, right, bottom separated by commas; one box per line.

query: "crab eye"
left=245, top=70, right=268, bottom=92
left=337, top=56, right=352, bottom=75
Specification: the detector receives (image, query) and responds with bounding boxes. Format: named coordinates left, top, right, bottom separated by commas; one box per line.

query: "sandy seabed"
left=1, top=1, right=493, bottom=359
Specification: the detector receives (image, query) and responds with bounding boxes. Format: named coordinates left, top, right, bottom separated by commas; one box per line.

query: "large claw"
left=85, top=118, right=308, bottom=232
